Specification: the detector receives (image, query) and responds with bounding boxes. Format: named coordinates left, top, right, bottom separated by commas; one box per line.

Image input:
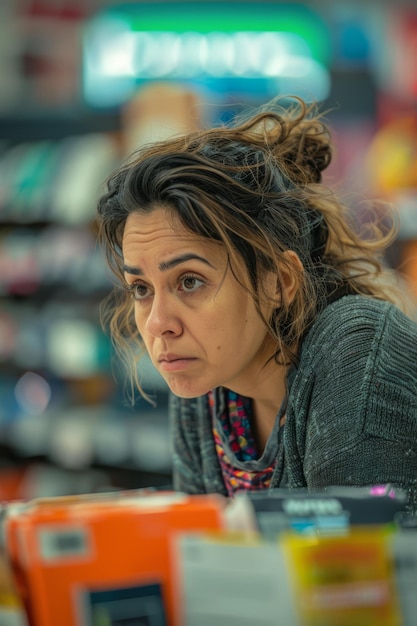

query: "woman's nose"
left=145, top=293, right=183, bottom=338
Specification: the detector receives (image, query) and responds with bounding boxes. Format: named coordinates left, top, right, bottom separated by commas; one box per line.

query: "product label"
left=38, top=525, right=90, bottom=562
left=179, top=533, right=298, bottom=626
left=283, top=528, right=402, bottom=626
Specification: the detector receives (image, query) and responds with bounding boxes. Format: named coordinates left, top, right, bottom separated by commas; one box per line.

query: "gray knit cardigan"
left=169, top=295, right=417, bottom=512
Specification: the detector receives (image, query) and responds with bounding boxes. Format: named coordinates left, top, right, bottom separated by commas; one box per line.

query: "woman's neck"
left=247, top=363, right=288, bottom=453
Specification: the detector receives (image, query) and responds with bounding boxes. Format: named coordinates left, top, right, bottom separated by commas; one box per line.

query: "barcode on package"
left=38, top=526, right=90, bottom=561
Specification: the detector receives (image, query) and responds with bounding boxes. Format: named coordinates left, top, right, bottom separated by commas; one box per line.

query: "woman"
left=97, top=97, right=417, bottom=512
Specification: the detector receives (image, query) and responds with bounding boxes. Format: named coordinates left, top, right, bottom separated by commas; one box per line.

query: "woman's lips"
left=158, top=356, right=197, bottom=372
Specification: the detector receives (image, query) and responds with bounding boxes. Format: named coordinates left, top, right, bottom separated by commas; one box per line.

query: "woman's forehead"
left=122, top=209, right=228, bottom=265
left=123, top=208, right=207, bottom=244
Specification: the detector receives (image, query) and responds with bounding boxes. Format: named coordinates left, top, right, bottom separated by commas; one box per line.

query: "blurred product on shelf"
left=0, top=135, right=118, bottom=223
left=0, top=463, right=109, bottom=502
left=365, top=113, right=417, bottom=299
left=121, top=82, right=203, bottom=155
left=0, top=226, right=111, bottom=295
left=0, top=304, right=111, bottom=374
left=366, top=116, right=417, bottom=198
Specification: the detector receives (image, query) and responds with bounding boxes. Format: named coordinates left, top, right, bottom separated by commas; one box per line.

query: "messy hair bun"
left=230, top=96, right=333, bottom=185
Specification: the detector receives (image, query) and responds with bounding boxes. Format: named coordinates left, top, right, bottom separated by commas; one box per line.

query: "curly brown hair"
left=97, top=96, right=403, bottom=401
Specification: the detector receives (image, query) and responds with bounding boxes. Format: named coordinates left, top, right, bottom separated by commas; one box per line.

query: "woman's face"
left=122, top=207, right=277, bottom=398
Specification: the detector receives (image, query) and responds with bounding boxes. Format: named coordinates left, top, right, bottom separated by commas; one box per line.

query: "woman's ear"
left=275, top=250, right=303, bottom=306
left=261, top=250, right=303, bottom=315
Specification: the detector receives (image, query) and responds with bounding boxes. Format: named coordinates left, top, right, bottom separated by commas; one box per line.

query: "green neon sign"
left=102, top=2, right=330, bottom=64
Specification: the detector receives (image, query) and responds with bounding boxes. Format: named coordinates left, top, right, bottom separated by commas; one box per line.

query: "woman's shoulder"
left=309, top=294, right=414, bottom=336
left=290, top=295, right=417, bottom=429
left=301, top=294, right=417, bottom=363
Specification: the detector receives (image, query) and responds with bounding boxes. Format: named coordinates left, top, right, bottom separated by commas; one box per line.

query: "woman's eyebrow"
left=122, top=253, right=216, bottom=276
left=159, top=253, right=215, bottom=271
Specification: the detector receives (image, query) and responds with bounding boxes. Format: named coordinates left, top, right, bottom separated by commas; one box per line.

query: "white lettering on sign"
left=283, top=499, right=343, bottom=516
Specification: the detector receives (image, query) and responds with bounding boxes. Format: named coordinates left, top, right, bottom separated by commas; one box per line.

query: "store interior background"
left=0, top=0, right=416, bottom=501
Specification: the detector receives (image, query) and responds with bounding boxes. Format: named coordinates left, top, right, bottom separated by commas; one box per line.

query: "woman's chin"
left=166, top=379, right=212, bottom=399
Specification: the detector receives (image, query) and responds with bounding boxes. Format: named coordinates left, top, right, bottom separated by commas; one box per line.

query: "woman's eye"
left=129, top=283, right=150, bottom=300
left=179, top=275, right=204, bottom=293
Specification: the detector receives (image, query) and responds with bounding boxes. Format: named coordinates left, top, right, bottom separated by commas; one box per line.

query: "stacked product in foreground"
left=0, top=486, right=416, bottom=626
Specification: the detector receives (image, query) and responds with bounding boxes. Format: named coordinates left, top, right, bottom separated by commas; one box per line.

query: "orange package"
left=2, top=490, right=225, bottom=626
